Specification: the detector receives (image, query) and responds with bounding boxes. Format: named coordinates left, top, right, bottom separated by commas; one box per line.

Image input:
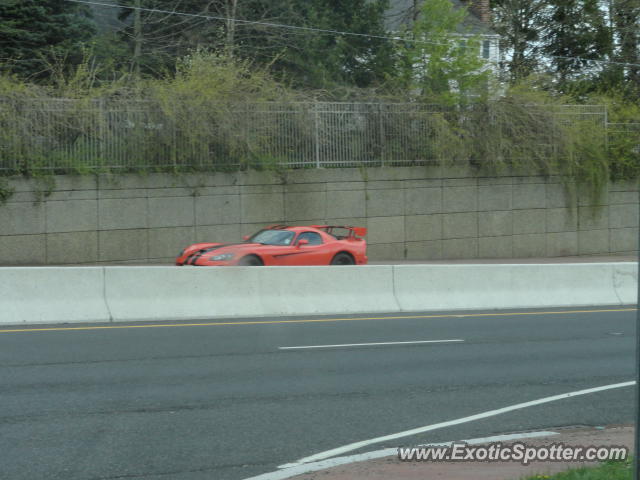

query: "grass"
left=525, top=458, right=632, bottom=480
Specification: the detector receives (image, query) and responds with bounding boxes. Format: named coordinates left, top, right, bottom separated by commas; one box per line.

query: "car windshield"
left=248, top=229, right=295, bottom=246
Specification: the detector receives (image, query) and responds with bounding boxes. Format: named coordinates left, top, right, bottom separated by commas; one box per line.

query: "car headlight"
left=211, top=253, right=235, bottom=261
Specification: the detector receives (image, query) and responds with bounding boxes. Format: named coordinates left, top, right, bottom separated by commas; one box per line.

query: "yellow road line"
left=0, top=307, right=635, bottom=334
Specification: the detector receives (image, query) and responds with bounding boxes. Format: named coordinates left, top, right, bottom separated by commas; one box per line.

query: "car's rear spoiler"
left=312, top=225, right=368, bottom=238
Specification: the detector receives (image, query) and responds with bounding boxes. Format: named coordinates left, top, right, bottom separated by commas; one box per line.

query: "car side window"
left=297, top=232, right=323, bottom=245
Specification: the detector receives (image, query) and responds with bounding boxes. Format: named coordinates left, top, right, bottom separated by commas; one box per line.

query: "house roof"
left=384, top=0, right=498, bottom=36
left=451, top=0, right=496, bottom=35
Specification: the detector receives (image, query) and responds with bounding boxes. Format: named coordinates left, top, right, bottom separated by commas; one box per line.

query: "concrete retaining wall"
left=0, top=167, right=637, bottom=265
left=0, top=263, right=636, bottom=325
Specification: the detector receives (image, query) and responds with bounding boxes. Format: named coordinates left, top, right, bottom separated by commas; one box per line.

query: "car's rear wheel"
left=331, top=253, right=355, bottom=265
left=238, top=255, right=263, bottom=266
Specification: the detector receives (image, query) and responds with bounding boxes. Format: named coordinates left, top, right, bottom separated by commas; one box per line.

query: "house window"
left=482, top=40, right=491, bottom=59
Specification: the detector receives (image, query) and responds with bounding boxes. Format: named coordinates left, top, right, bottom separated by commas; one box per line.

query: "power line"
left=64, top=0, right=469, bottom=49
left=66, top=0, right=640, bottom=68
left=549, top=54, right=640, bottom=69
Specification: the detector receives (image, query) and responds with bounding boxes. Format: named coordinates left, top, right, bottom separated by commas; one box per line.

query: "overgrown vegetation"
left=0, top=0, right=638, bottom=202
left=525, top=457, right=632, bottom=480
left=0, top=50, right=637, bottom=194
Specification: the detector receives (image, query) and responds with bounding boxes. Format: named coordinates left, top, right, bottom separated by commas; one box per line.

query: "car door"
left=276, top=232, right=327, bottom=266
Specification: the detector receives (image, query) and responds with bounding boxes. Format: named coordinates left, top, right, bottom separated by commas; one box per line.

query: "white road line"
left=279, top=380, right=635, bottom=468
left=278, top=339, right=464, bottom=350
left=243, top=431, right=560, bottom=480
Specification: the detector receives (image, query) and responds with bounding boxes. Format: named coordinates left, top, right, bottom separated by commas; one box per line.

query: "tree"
left=611, top=0, right=639, bottom=92
left=265, top=0, right=394, bottom=89
left=491, top=0, right=630, bottom=94
left=117, top=0, right=210, bottom=76
left=490, top=0, right=547, bottom=83
left=115, top=0, right=394, bottom=88
left=0, top=0, right=96, bottom=80
left=396, top=0, right=490, bottom=104
left=116, top=0, right=305, bottom=76
left=542, top=0, right=612, bottom=86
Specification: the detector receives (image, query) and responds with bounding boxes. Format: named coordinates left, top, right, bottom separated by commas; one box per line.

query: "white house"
left=385, top=0, right=501, bottom=66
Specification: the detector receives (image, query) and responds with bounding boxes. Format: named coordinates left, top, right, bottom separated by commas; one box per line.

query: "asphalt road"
left=0, top=307, right=636, bottom=480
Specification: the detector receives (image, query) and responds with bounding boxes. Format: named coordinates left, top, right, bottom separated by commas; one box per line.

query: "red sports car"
left=176, top=225, right=368, bottom=266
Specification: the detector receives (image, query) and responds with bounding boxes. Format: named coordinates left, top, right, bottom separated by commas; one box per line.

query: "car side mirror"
left=242, top=235, right=250, bottom=241
left=297, top=239, right=309, bottom=248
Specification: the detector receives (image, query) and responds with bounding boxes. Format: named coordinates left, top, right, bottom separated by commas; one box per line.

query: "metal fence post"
left=98, top=98, right=105, bottom=169
left=314, top=102, right=321, bottom=168
left=604, top=104, right=609, bottom=152
left=379, top=103, right=384, bottom=167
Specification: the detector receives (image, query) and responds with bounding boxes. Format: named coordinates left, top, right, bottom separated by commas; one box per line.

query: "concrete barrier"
left=104, top=265, right=399, bottom=322
left=105, top=266, right=262, bottom=322
left=254, top=266, right=399, bottom=317
left=393, top=263, right=638, bottom=311
left=0, top=267, right=110, bottom=324
left=612, top=263, right=638, bottom=304
left=0, top=263, right=636, bottom=325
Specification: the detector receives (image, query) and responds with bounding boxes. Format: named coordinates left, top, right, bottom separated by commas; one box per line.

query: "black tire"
left=238, top=255, right=263, bottom=266
left=330, top=253, right=355, bottom=265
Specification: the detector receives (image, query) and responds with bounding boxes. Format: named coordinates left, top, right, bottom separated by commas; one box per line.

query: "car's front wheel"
left=238, top=255, right=263, bottom=266
left=330, top=253, right=355, bottom=265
